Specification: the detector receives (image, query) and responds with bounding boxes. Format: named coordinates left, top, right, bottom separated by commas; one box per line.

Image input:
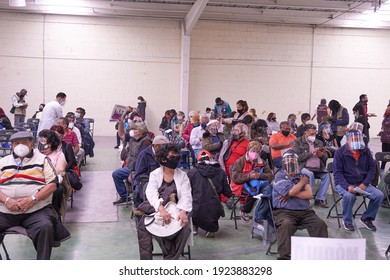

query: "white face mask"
left=129, top=130, right=135, bottom=138
left=59, top=101, right=66, bottom=107
left=13, top=144, right=30, bottom=158
left=68, top=122, right=74, bottom=129
left=75, top=112, right=81, bottom=118
left=307, top=136, right=316, bottom=142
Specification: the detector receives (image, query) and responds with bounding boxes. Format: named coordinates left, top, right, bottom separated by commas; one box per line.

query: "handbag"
left=207, top=178, right=225, bottom=217
left=66, top=168, right=83, bottom=190
left=10, top=106, right=15, bottom=114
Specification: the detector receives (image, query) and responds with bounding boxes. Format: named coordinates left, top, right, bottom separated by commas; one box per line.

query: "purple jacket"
left=333, top=144, right=376, bottom=190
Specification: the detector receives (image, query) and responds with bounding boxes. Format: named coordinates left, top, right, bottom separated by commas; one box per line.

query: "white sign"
left=291, top=236, right=366, bottom=260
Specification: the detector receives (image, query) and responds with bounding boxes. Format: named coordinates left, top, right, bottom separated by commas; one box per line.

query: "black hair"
left=155, top=143, right=179, bottom=165
left=301, top=113, right=311, bottom=122
left=76, top=107, right=86, bottom=116
left=56, top=92, right=67, bottom=99
left=38, top=129, right=61, bottom=151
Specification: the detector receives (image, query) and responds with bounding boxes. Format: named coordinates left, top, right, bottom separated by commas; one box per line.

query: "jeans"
left=14, top=114, right=25, bottom=127
left=300, top=168, right=330, bottom=201
left=112, top=167, right=130, bottom=199
left=335, top=184, right=384, bottom=225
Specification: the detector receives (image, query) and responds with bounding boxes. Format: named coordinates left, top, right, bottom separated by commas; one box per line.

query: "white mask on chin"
left=13, top=144, right=30, bottom=158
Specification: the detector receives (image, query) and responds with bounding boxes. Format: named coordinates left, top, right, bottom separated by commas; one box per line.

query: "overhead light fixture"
left=9, top=0, right=26, bottom=7
left=372, top=0, right=381, bottom=12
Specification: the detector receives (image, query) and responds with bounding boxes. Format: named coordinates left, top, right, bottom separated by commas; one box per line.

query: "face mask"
left=307, top=136, right=316, bottom=142
left=232, top=134, right=240, bottom=140
left=271, top=118, right=276, bottom=121
left=162, top=157, right=180, bottom=169
left=129, top=130, right=135, bottom=138
left=193, top=123, right=199, bottom=127
left=248, top=151, right=259, bottom=161
left=350, top=141, right=364, bottom=151
left=38, top=141, right=49, bottom=152
left=237, top=109, right=244, bottom=114
left=201, top=123, right=207, bottom=129
left=177, top=115, right=183, bottom=120
left=68, top=122, right=74, bottom=129
left=13, top=144, right=30, bottom=158
left=60, top=101, right=66, bottom=107
left=282, top=130, right=290, bottom=137
left=290, top=121, right=295, bottom=126
left=75, top=112, right=81, bottom=118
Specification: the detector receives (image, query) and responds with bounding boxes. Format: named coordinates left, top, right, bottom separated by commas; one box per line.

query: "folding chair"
left=251, top=194, right=276, bottom=245
left=375, top=151, right=390, bottom=173
left=326, top=162, right=367, bottom=228
left=0, top=226, right=28, bottom=260
left=84, top=118, right=95, bottom=138
left=229, top=194, right=246, bottom=230
left=0, top=130, right=14, bottom=157
left=386, top=244, right=390, bottom=260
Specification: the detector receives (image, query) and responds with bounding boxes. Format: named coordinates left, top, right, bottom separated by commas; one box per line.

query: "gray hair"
left=233, top=123, right=248, bottom=138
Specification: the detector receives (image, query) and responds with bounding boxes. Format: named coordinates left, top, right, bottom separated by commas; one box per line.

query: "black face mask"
left=232, top=134, right=240, bottom=140
left=237, top=109, right=244, bottom=114
left=162, top=157, right=180, bottom=169
left=271, top=118, right=276, bottom=121
left=282, top=130, right=290, bottom=137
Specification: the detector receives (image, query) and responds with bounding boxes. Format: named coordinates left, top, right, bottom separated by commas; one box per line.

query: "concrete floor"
left=1, top=136, right=389, bottom=260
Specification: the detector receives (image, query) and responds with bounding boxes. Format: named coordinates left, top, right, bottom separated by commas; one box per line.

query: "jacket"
left=333, top=144, right=376, bottom=190
left=187, top=162, right=232, bottom=232
left=292, top=136, right=328, bottom=171
left=202, top=130, right=226, bottom=159
left=145, top=167, right=192, bottom=213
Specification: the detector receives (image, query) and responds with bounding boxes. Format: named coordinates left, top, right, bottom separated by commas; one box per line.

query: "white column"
left=180, top=22, right=190, bottom=115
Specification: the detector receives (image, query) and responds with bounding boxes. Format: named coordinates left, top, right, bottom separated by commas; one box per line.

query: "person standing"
left=316, top=98, right=328, bottom=124
left=137, top=96, right=147, bottom=120
left=11, top=88, right=28, bottom=127
left=214, top=97, right=232, bottom=117
left=37, top=92, right=67, bottom=134
left=328, top=99, right=349, bottom=147
left=379, top=106, right=390, bottom=170
left=354, top=94, right=376, bottom=141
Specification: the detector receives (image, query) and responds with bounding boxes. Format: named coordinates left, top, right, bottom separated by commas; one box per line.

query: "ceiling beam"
left=183, top=0, right=208, bottom=35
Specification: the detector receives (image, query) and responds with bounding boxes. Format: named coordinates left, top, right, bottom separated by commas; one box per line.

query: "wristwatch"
left=31, top=195, right=38, bottom=204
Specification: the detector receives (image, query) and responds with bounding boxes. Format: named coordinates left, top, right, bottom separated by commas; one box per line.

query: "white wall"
left=0, top=12, right=388, bottom=136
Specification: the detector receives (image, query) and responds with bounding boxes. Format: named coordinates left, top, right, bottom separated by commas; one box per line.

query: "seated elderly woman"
left=142, top=143, right=192, bottom=260
left=231, top=140, right=274, bottom=222
left=38, top=129, right=67, bottom=217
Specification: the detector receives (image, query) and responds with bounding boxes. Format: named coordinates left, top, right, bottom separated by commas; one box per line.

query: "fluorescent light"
left=9, top=0, right=26, bottom=7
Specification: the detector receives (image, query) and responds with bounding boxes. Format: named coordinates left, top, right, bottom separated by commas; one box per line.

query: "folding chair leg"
left=386, top=244, right=390, bottom=259
left=0, top=236, right=11, bottom=260
left=353, top=198, right=367, bottom=218
left=326, top=197, right=342, bottom=228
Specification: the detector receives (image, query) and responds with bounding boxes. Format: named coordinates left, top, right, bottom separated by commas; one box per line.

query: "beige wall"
left=0, top=12, right=388, bottom=137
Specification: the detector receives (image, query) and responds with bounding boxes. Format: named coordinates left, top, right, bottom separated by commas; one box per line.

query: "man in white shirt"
left=37, top=92, right=67, bottom=134
left=189, top=114, right=209, bottom=159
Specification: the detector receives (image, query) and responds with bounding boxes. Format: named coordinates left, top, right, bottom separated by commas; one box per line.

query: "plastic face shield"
left=282, top=154, right=299, bottom=175
left=349, top=122, right=364, bottom=133
left=346, top=131, right=364, bottom=150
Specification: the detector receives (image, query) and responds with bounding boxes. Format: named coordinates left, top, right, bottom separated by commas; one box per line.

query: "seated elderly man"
left=202, top=119, right=226, bottom=160
left=0, top=131, right=70, bottom=260
left=292, top=123, right=330, bottom=208
left=333, top=129, right=384, bottom=231
left=273, top=151, right=328, bottom=260
left=112, top=120, right=152, bottom=205
left=269, top=121, right=296, bottom=169
left=190, top=113, right=210, bottom=159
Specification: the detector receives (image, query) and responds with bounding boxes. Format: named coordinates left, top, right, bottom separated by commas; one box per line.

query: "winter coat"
left=187, top=162, right=232, bottom=232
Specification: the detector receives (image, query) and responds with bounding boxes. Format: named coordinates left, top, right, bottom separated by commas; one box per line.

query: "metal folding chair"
left=326, top=162, right=367, bottom=228
left=0, top=226, right=28, bottom=260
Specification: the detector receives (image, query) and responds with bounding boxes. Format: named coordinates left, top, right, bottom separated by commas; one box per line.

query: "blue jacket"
left=133, top=145, right=160, bottom=187
left=333, top=144, right=376, bottom=190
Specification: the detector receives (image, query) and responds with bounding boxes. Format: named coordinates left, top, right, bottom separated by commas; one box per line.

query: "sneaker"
left=113, top=197, right=127, bottom=205
left=205, top=231, right=215, bottom=238
left=360, top=217, right=377, bottom=231
left=114, top=146, right=119, bottom=149
left=192, top=225, right=198, bottom=235
left=240, top=211, right=250, bottom=222
left=314, top=199, right=329, bottom=208
left=342, top=220, right=355, bottom=232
